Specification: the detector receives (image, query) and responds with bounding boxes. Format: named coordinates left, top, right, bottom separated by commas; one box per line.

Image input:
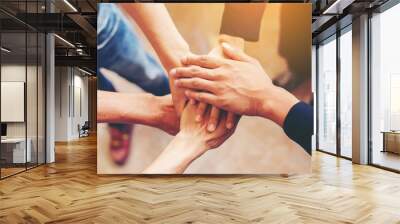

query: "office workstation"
left=1, top=82, right=32, bottom=165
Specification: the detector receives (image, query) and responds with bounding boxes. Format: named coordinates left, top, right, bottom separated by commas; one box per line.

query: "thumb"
left=221, top=42, right=253, bottom=62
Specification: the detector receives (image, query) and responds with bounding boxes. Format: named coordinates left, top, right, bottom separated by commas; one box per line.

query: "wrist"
left=176, top=43, right=191, bottom=59
left=165, top=43, right=191, bottom=72
left=152, top=95, right=168, bottom=126
left=122, top=94, right=158, bottom=125
left=259, top=86, right=299, bottom=127
left=173, top=132, right=207, bottom=159
left=158, top=132, right=206, bottom=173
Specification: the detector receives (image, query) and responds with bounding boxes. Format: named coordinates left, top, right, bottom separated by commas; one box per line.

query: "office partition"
left=0, top=0, right=47, bottom=179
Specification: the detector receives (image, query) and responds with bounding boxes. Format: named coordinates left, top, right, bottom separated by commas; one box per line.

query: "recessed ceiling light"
left=54, top=34, right=75, bottom=48
left=1, top=47, right=11, bottom=53
left=63, top=0, right=78, bottom=12
left=78, top=67, right=93, bottom=76
left=323, top=0, right=354, bottom=15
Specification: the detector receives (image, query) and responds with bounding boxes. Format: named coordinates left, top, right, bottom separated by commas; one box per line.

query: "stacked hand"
left=144, top=42, right=299, bottom=174
left=171, top=37, right=243, bottom=131
left=143, top=100, right=237, bottom=174
left=144, top=41, right=248, bottom=174
left=171, top=42, right=299, bottom=127
left=107, top=5, right=304, bottom=174
left=179, top=100, right=237, bottom=150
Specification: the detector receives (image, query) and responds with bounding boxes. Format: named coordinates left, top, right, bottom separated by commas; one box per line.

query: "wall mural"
left=97, top=3, right=312, bottom=174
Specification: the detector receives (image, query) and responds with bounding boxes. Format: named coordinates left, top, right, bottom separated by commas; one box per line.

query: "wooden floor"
left=1, top=135, right=400, bottom=223
left=0, top=167, right=26, bottom=178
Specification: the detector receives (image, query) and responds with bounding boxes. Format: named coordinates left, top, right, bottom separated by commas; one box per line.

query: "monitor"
left=1, top=123, right=7, bottom=137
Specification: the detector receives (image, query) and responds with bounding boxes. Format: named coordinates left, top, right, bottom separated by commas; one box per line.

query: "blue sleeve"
left=282, top=102, right=313, bottom=155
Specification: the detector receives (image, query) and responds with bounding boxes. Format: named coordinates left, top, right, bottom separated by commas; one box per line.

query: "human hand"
left=172, top=43, right=299, bottom=127
left=97, top=91, right=179, bottom=135
left=179, top=99, right=238, bottom=151
left=178, top=36, right=243, bottom=131
left=154, top=94, right=180, bottom=135
left=142, top=100, right=238, bottom=174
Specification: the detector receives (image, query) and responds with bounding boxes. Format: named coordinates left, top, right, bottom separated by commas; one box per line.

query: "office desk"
left=381, top=131, right=400, bottom=155
left=1, top=138, right=31, bottom=163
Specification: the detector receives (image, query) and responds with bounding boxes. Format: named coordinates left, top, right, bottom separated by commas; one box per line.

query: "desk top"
left=1, top=138, right=28, bottom=143
left=381, top=131, right=400, bottom=134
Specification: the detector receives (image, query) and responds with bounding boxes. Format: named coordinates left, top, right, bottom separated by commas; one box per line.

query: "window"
left=317, top=35, right=337, bottom=154
left=339, top=28, right=352, bottom=158
left=370, top=2, right=400, bottom=171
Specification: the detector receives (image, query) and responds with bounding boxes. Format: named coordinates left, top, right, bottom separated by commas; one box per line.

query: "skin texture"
left=172, top=42, right=299, bottom=127
left=119, top=3, right=236, bottom=133
left=143, top=100, right=237, bottom=174
left=197, top=35, right=243, bottom=131
left=98, top=91, right=179, bottom=135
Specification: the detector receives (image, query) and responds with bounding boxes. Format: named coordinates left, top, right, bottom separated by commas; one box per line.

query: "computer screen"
left=1, top=123, right=7, bottom=137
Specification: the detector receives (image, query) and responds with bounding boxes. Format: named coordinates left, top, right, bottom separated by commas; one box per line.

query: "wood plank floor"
left=1, top=135, right=400, bottom=224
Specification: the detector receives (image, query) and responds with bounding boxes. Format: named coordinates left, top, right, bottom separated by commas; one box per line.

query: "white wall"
left=1, top=65, right=37, bottom=138
left=1, top=63, right=46, bottom=164
left=54, top=67, right=89, bottom=141
left=72, top=73, right=89, bottom=138
left=55, top=66, right=69, bottom=141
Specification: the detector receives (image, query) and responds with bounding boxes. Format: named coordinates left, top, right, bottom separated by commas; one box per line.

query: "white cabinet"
left=1, top=138, right=32, bottom=163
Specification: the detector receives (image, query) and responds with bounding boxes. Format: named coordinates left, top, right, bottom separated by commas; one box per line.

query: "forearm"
left=97, top=91, right=160, bottom=127
left=258, top=87, right=299, bottom=127
left=119, top=3, right=190, bottom=112
left=143, top=133, right=206, bottom=174
left=119, top=4, right=189, bottom=70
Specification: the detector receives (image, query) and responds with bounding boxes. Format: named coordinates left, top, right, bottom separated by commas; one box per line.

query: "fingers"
left=226, top=112, right=236, bottom=129
left=196, top=102, right=207, bottom=122
left=207, top=106, right=220, bottom=132
left=175, top=78, right=218, bottom=94
left=181, top=54, right=225, bottom=69
left=170, top=66, right=215, bottom=80
left=185, top=99, right=197, bottom=112
left=188, top=98, right=196, bottom=105
left=221, top=42, right=254, bottom=63
left=184, top=90, right=219, bottom=106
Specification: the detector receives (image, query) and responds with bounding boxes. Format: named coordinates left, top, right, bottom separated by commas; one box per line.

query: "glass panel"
left=339, top=28, right=352, bottom=158
left=318, top=36, right=337, bottom=154
left=1, top=24, right=27, bottom=178
left=38, top=32, right=45, bottom=165
left=371, top=3, right=400, bottom=171
left=26, top=0, right=39, bottom=169
left=0, top=1, right=46, bottom=178
left=27, top=31, right=38, bottom=169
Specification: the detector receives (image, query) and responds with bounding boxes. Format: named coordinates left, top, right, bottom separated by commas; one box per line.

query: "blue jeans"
left=97, top=3, right=170, bottom=96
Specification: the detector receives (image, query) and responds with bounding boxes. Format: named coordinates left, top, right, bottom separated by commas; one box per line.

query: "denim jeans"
left=97, top=3, right=170, bottom=96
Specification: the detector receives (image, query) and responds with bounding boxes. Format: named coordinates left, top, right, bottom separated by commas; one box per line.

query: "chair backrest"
left=82, top=121, right=90, bottom=129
